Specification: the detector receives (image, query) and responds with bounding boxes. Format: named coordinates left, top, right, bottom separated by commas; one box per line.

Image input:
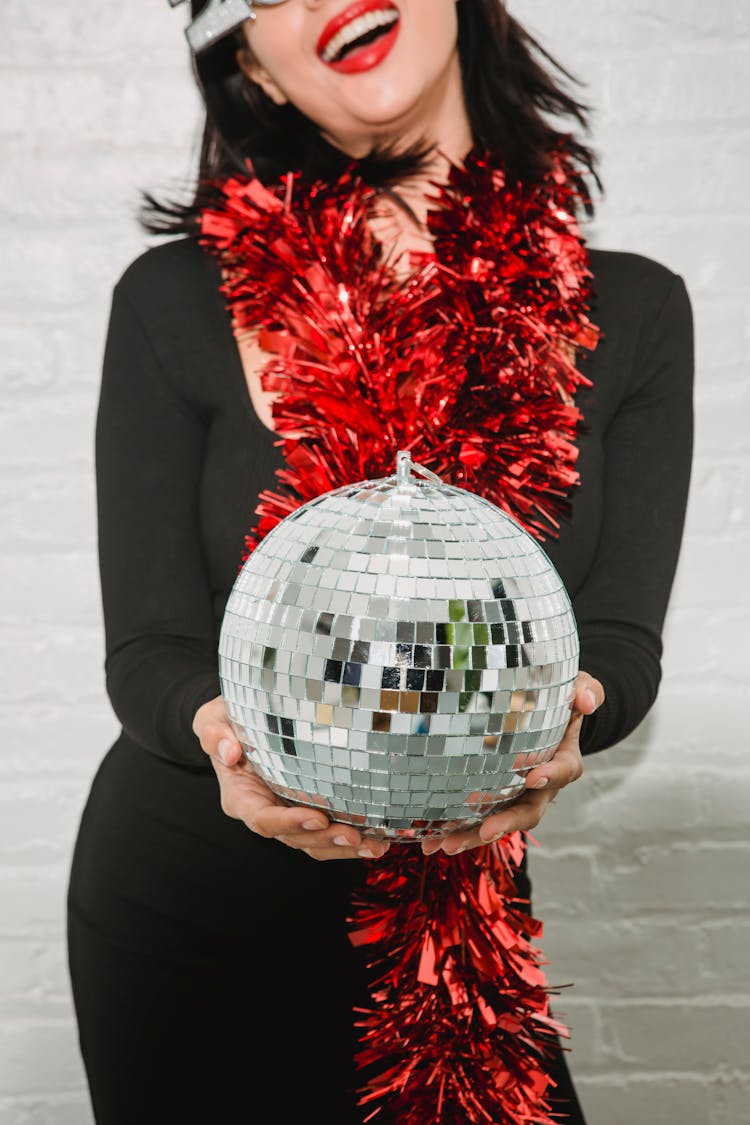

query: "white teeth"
left=321, top=8, right=399, bottom=64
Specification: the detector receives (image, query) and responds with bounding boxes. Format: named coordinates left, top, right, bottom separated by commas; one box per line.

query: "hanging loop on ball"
left=396, top=449, right=444, bottom=487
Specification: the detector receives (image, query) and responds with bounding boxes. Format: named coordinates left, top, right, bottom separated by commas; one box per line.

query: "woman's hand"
left=192, top=695, right=390, bottom=862
left=421, top=671, right=605, bottom=856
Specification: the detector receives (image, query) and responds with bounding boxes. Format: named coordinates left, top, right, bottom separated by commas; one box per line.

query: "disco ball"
left=218, top=451, right=579, bottom=841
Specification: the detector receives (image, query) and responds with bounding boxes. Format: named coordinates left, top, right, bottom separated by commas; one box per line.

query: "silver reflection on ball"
left=219, top=451, right=579, bottom=840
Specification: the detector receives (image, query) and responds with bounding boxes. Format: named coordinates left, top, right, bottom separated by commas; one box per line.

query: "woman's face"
left=238, top=0, right=466, bottom=158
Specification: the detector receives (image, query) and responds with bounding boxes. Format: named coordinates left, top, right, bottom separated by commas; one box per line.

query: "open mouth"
left=318, top=4, right=401, bottom=66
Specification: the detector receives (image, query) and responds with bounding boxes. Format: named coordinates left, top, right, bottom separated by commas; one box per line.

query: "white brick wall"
left=1, top=1, right=747, bottom=1121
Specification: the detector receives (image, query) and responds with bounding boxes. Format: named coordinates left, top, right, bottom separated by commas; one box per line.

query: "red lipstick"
left=317, top=1, right=401, bottom=75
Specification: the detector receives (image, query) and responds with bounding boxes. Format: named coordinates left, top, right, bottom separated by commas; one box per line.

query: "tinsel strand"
left=349, top=837, right=570, bottom=1124
left=199, top=146, right=597, bottom=1123
left=199, top=147, right=598, bottom=560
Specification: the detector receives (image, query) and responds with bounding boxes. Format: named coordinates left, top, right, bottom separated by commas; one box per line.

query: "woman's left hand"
left=421, top=671, right=605, bottom=856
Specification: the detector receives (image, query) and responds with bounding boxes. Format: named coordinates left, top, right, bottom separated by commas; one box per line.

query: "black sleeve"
left=577, top=274, right=694, bottom=754
left=96, top=282, right=221, bottom=768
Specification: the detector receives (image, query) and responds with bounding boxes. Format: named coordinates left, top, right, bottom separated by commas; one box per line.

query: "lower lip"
left=322, top=20, right=400, bottom=75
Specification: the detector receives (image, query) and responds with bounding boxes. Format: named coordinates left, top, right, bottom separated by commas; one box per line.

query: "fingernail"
left=302, top=819, right=324, bottom=831
left=358, top=847, right=375, bottom=859
left=533, top=777, right=549, bottom=789
left=585, top=688, right=598, bottom=711
left=217, top=738, right=235, bottom=765
left=333, top=835, right=351, bottom=847
left=482, top=830, right=505, bottom=844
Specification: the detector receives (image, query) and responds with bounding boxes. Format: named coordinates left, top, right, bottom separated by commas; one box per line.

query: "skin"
left=237, top=0, right=469, bottom=158
left=236, top=0, right=472, bottom=233
left=194, top=676, right=604, bottom=861
left=193, top=0, right=606, bottom=860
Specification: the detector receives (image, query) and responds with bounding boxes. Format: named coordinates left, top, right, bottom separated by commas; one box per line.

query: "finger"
left=215, top=736, right=243, bottom=767
left=213, top=767, right=285, bottom=823
left=524, top=728, right=584, bottom=791
left=524, top=689, right=592, bottom=790
left=211, top=759, right=313, bottom=823
left=440, top=828, right=482, bottom=855
left=279, top=820, right=368, bottom=851
left=199, top=718, right=244, bottom=767
left=354, top=839, right=391, bottom=860
left=243, top=801, right=346, bottom=840
left=419, top=827, right=482, bottom=856
left=424, top=676, right=604, bottom=852
left=478, top=789, right=552, bottom=842
left=224, top=781, right=392, bottom=857
left=248, top=804, right=390, bottom=859
left=213, top=761, right=376, bottom=849
left=571, top=671, right=605, bottom=716
left=296, top=841, right=392, bottom=862
left=276, top=825, right=390, bottom=858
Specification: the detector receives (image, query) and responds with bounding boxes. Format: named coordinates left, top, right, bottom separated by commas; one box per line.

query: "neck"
left=387, top=68, right=474, bottom=228
left=326, top=55, right=474, bottom=227
left=387, top=147, right=470, bottom=229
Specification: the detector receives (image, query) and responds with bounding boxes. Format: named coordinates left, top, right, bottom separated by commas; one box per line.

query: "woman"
left=67, top=1, right=693, bottom=1122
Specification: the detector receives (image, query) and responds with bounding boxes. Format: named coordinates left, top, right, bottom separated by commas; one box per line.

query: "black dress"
left=67, top=237, right=693, bottom=1124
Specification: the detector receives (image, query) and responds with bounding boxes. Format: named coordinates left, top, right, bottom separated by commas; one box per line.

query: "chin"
left=338, top=80, right=431, bottom=130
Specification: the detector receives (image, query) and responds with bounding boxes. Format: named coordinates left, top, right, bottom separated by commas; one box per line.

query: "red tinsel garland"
left=199, top=148, right=598, bottom=1123
left=200, top=148, right=598, bottom=556
left=349, top=839, right=571, bottom=1124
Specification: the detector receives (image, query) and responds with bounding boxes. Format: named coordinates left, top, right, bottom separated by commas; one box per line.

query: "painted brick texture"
left=1, top=1, right=748, bottom=1121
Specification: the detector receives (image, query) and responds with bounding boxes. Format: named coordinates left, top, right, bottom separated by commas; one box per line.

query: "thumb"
left=202, top=721, right=244, bottom=767
left=572, top=671, right=605, bottom=717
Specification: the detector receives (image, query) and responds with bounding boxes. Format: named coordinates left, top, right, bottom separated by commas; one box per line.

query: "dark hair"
left=142, top=0, right=600, bottom=234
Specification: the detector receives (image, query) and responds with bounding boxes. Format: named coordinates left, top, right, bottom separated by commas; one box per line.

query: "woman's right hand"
left=192, top=695, right=390, bottom=863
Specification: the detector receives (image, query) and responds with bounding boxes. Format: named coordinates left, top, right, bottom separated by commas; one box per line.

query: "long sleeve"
left=95, top=242, right=693, bottom=767
left=96, top=281, right=221, bottom=768
left=576, top=273, right=694, bottom=754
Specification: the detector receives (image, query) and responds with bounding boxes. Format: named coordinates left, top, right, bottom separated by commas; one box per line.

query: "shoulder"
left=588, top=247, right=677, bottom=289
left=587, top=248, right=692, bottom=358
left=114, top=237, right=221, bottom=315
left=584, top=248, right=693, bottom=399
left=107, top=238, right=233, bottom=405
left=587, top=248, right=689, bottom=318
left=110, top=237, right=229, bottom=356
